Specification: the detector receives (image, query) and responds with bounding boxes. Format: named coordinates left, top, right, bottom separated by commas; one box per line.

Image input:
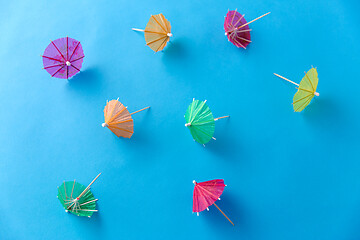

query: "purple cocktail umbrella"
left=42, top=37, right=84, bottom=79
left=224, top=10, right=270, bottom=49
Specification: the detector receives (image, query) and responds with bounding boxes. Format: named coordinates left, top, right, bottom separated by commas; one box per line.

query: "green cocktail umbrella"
left=184, top=99, right=229, bottom=145
left=57, top=173, right=101, bottom=218
left=274, top=67, right=319, bottom=112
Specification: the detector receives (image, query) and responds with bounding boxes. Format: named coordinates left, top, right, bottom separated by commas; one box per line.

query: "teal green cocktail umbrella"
left=57, top=173, right=101, bottom=218
left=184, top=99, right=229, bottom=145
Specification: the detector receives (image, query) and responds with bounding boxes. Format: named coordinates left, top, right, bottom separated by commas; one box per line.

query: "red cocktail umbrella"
left=224, top=10, right=270, bottom=49
left=42, top=37, right=84, bottom=79
left=193, top=179, right=234, bottom=225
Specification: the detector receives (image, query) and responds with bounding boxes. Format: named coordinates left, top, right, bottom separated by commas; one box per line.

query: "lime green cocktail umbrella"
left=274, top=67, right=319, bottom=112
left=57, top=173, right=101, bottom=218
left=184, top=99, right=229, bottom=145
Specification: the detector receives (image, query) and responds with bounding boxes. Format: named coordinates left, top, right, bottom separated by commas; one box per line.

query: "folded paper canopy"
left=193, top=179, right=234, bottom=225
left=57, top=173, right=101, bottom=217
left=224, top=10, right=270, bottom=49
left=184, top=99, right=229, bottom=145
left=274, top=67, right=319, bottom=112
left=132, top=13, right=172, bottom=52
left=102, top=99, right=150, bottom=138
left=42, top=37, right=84, bottom=79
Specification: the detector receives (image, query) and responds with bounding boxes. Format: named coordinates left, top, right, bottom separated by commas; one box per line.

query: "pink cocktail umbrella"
left=224, top=10, right=270, bottom=49
left=42, top=37, right=84, bottom=79
left=193, top=179, right=234, bottom=226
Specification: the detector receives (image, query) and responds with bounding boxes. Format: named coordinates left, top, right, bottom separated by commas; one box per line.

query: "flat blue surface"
left=1, top=0, right=360, bottom=239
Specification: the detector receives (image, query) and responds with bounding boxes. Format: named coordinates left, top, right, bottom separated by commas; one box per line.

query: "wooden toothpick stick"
left=213, top=202, right=234, bottom=226
left=77, top=173, right=102, bottom=199
left=214, top=116, right=230, bottom=121
left=131, top=106, right=150, bottom=115
left=273, top=73, right=299, bottom=86
left=67, top=173, right=102, bottom=210
left=132, top=28, right=144, bottom=32
left=235, top=12, right=270, bottom=31
left=274, top=73, right=319, bottom=96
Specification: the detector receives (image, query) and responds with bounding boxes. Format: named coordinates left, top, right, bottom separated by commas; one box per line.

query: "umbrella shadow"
left=203, top=192, right=247, bottom=231
left=162, top=38, right=188, bottom=59
left=225, top=37, right=252, bottom=56
left=132, top=30, right=144, bottom=36
left=237, top=42, right=252, bottom=55
left=115, top=108, right=154, bottom=154
left=71, top=207, right=104, bottom=237
left=205, top=119, right=241, bottom=161
left=67, top=67, right=103, bottom=93
left=302, top=96, right=349, bottom=138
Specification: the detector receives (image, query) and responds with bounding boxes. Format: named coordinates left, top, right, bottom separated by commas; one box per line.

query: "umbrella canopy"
left=57, top=173, right=101, bottom=217
left=193, top=179, right=234, bottom=225
left=102, top=99, right=150, bottom=138
left=274, top=67, right=319, bottom=112
left=42, top=37, right=84, bottom=79
left=184, top=99, right=229, bottom=145
left=224, top=10, right=270, bottom=49
left=132, top=13, right=172, bottom=52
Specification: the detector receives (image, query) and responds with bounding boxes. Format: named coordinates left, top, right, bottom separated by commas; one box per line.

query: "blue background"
left=1, top=0, right=360, bottom=239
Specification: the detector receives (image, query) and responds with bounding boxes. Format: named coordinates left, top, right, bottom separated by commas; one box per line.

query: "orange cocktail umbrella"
left=132, top=13, right=172, bottom=52
left=102, top=99, right=150, bottom=138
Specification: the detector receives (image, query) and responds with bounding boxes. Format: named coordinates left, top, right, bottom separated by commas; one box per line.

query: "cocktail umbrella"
left=193, top=179, right=234, bottom=226
left=57, top=173, right=101, bottom=218
left=184, top=99, right=229, bottom=146
left=102, top=99, right=150, bottom=138
left=224, top=10, right=270, bottom=49
left=132, top=13, right=172, bottom=52
left=42, top=37, right=84, bottom=79
left=274, top=67, right=319, bottom=112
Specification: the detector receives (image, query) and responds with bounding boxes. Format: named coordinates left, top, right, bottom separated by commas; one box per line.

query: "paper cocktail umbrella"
left=184, top=99, right=229, bottom=146
left=57, top=173, right=101, bottom=218
left=102, top=99, right=150, bottom=138
left=224, top=10, right=270, bottom=49
left=132, top=13, right=172, bottom=52
left=274, top=67, right=319, bottom=112
left=193, top=179, right=234, bottom=226
left=42, top=37, right=84, bottom=79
